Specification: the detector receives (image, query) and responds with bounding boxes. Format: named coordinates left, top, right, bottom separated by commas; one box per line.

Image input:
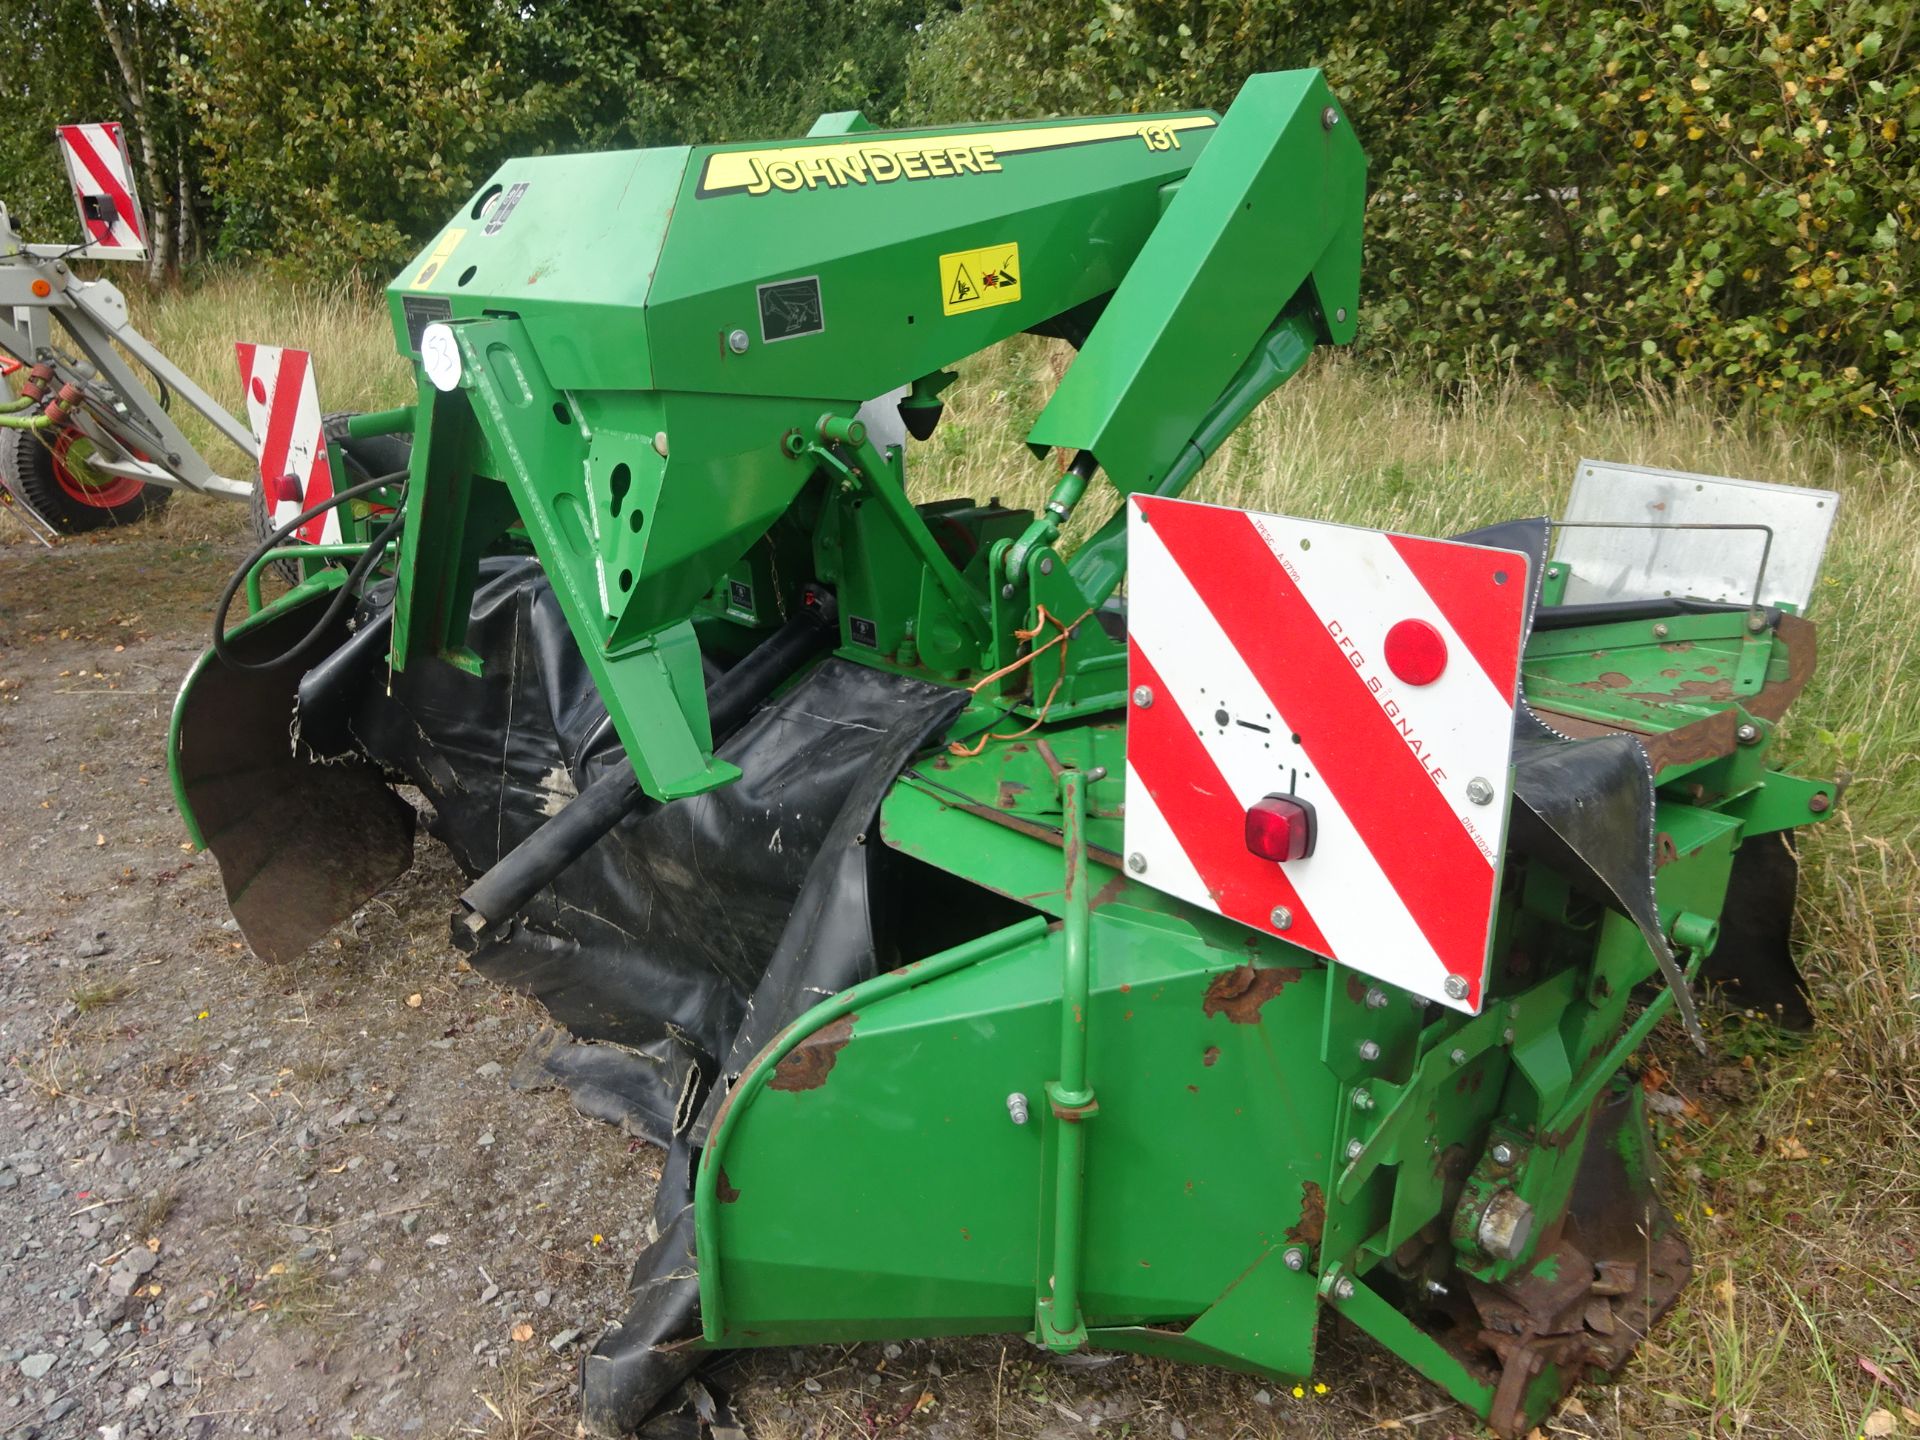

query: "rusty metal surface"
left=1744, top=613, right=1816, bottom=722
left=769, top=1014, right=855, bottom=1092
left=1200, top=964, right=1303, bottom=1024
left=1530, top=704, right=1742, bottom=777
left=1443, top=1087, right=1692, bottom=1437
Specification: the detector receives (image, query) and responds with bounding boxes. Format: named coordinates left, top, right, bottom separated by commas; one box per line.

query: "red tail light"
left=267, top=472, right=305, bottom=508
left=1245, top=794, right=1316, bottom=862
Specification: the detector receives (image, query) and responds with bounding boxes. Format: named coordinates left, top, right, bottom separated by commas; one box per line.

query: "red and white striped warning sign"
left=1123, top=495, right=1530, bottom=1012
left=234, top=344, right=337, bottom=544
left=55, top=123, right=146, bottom=261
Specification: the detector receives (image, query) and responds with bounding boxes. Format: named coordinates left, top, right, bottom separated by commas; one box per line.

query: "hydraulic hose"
left=456, top=594, right=840, bottom=936
left=211, top=470, right=407, bottom=674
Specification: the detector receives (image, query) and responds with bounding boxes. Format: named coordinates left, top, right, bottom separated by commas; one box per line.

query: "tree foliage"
left=521, top=0, right=931, bottom=150
left=0, top=0, right=1908, bottom=424
left=906, top=0, right=1916, bottom=426
left=175, top=0, right=560, bottom=275
left=0, top=0, right=115, bottom=241
left=0, top=0, right=196, bottom=281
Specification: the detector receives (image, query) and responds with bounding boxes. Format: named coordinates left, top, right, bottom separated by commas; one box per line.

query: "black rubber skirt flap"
left=284, top=563, right=970, bottom=1429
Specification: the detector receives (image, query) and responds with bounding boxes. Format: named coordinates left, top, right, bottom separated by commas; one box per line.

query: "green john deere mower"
left=170, top=71, right=1839, bottom=1436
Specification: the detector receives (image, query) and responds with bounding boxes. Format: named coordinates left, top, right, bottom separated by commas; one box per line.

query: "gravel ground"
left=0, top=532, right=647, bottom=1438
left=0, top=526, right=1563, bottom=1440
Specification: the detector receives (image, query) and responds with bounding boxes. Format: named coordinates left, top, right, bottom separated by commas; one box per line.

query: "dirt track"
left=0, top=522, right=1547, bottom=1440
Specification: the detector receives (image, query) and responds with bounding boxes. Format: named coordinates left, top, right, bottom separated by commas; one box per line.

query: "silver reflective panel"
left=1552, top=458, right=1839, bottom=613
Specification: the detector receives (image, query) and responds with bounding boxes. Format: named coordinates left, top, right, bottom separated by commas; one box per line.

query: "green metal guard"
left=243, top=540, right=396, bottom=614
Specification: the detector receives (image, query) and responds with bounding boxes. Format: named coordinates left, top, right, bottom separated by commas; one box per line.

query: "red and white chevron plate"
left=1123, top=495, right=1530, bottom=1013
left=55, top=123, right=147, bottom=260
left=234, top=344, right=338, bottom=544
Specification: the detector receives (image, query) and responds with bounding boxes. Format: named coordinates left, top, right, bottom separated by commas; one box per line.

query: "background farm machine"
left=1, top=122, right=261, bottom=535
left=167, top=72, right=1839, bottom=1436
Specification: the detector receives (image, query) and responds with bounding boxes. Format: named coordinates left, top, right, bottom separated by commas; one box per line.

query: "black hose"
left=456, top=593, right=839, bottom=935
left=211, top=471, right=407, bottom=673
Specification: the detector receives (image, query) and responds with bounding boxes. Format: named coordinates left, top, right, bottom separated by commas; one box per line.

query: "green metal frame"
left=371, top=71, right=1362, bottom=805
left=166, top=67, right=1843, bottom=1438
left=692, top=599, right=1832, bottom=1435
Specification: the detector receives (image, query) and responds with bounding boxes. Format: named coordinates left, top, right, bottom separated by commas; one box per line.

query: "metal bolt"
left=1423, top=1278, right=1451, bottom=1298
left=1270, top=905, right=1293, bottom=931
left=1443, top=975, right=1470, bottom=1001
left=1333, top=1275, right=1356, bottom=1301
left=1546, top=566, right=1561, bottom=581
left=727, top=328, right=750, bottom=354
left=1490, top=1141, right=1515, bottom=1166
left=1652, top=622, right=1671, bottom=639
left=1335, top=306, right=1348, bottom=322
left=1735, top=722, right=1761, bottom=744
left=1345, top=1138, right=1365, bottom=1161
left=1365, top=987, right=1389, bottom=1009
left=1475, top=1189, right=1536, bottom=1262
left=1126, top=852, right=1148, bottom=875
left=1351, top=1088, right=1375, bottom=1111
left=1466, top=777, right=1494, bottom=806
left=1321, top=106, right=1340, bottom=130
left=1282, top=1246, right=1307, bottom=1272
left=1357, top=1039, right=1381, bottom=1062
left=1039, top=555, right=1055, bottom=576
left=1001, top=583, right=1015, bottom=600
left=1006, top=1092, right=1029, bottom=1125
left=652, top=431, right=669, bottom=457
left=1747, top=611, right=1768, bottom=632
left=1132, top=685, right=1154, bottom=709
left=1808, top=792, right=1831, bottom=814
left=1449, top=1047, right=1468, bottom=1067
left=1502, top=1027, right=1516, bottom=1044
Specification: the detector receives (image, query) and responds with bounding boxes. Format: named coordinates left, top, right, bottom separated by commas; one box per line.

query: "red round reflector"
left=1384, top=619, right=1447, bottom=686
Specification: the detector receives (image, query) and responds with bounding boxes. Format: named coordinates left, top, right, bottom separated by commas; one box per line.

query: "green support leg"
left=1035, top=763, right=1098, bottom=1351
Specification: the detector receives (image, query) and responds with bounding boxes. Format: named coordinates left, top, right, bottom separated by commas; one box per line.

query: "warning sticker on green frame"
left=940, top=242, right=1021, bottom=316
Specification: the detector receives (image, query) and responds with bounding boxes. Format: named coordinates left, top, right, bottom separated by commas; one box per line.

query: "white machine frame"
left=1, top=199, right=255, bottom=505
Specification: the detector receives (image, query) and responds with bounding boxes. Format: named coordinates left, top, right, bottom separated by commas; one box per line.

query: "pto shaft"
left=457, top=596, right=836, bottom=934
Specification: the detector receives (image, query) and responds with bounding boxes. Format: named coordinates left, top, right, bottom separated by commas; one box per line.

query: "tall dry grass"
left=45, top=276, right=1920, bottom=1434
left=119, top=269, right=408, bottom=541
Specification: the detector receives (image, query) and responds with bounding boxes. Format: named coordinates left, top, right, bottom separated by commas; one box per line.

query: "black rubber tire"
left=0, top=426, right=167, bottom=533
left=249, top=469, right=304, bottom=587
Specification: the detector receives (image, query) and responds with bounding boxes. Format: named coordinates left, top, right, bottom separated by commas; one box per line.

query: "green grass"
left=65, top=275, right=1920, bottom=1437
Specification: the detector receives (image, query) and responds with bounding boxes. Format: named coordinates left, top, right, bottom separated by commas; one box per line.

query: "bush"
left=177, top=0, right=559, bottom=278
left=906, top=1, right=1918, bottom=429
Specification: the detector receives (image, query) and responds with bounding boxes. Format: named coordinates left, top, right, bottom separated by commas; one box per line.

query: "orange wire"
left=948, top=604, right=1095, bottom=758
